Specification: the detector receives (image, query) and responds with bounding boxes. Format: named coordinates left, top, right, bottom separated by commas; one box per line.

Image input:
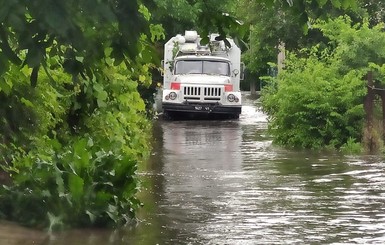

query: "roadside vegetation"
left=261, top=17, right=385, bottom=151
left=237, top=0, right=385, bottom=153
left=0, top=0, right=244, bottom=230
left=0, top=0, right=160, bottom=229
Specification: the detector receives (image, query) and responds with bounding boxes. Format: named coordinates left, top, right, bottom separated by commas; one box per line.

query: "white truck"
left=161, top=30, right=243, bottom=119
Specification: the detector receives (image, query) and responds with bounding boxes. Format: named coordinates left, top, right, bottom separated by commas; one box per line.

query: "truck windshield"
left=174, top=60, right=230, bottom=76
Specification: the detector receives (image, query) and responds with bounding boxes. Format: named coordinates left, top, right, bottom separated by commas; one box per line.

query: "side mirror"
left=161, top=60, right=164, bottom=76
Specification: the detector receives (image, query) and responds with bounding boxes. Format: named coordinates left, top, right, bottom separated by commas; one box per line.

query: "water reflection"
left=135, top=119, right=245, bottom=244
left=2, top=93, right=385, bottom=244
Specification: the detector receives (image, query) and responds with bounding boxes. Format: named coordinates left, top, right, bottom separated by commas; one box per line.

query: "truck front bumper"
left=162, top=102, right=241, bottom=115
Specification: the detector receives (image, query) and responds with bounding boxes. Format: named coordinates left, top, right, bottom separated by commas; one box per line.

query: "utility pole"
left=277, top=42, right=285, bottom=73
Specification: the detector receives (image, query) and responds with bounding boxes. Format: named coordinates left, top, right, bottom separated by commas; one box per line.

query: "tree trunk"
left=364, top=71, right=374, bottom=126
left=381, top=90, right=385, bottom=141
left=364, top=71, right=375, bottom=152
left=250, top=81, right=256, bottom=95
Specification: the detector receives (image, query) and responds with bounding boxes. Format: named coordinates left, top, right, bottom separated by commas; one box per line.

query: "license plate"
left=194, top=106, right=210, bottom=111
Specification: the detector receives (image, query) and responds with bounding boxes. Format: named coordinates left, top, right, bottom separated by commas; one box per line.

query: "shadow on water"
left=2, top=92, right=385, bottom=244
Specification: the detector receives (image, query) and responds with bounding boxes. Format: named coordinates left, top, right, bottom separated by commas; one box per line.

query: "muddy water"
left=2, top=93, right=385, bottom=244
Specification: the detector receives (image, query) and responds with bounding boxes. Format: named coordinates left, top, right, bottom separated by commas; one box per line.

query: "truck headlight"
left=168, top=92, right=177, bottom=100
left=227, top=94, right=239, bottom=102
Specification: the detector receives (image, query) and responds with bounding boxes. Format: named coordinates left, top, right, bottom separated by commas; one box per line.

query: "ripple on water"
left=240, top=105, right=268, bottom=126
left=190, top=155, right=385, bottom=244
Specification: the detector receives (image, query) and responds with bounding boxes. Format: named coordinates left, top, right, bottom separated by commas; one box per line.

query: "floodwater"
left=2, top=93, right=385, bottom=244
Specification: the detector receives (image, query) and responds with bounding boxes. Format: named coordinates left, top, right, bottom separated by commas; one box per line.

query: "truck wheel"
left=163, top=111, right=175, bottom=120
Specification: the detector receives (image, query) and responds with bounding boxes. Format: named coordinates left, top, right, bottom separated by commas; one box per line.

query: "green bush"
left=261, top=47, right=366, bottom=149
left=0, top=0, right=165, bottom=230
left=340, top=137, right=364, bottom=154
left=0, top=56, right=151, bottom=230
left=261, top=16, right=385, bottom=150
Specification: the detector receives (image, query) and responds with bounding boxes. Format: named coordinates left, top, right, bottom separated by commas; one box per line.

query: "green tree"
left=148, top=0, right=247, bottom=43
left=237, top=0, right=385, bottom=78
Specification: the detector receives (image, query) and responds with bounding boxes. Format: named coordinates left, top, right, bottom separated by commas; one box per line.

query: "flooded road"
left=2, top=93, right=385, bottom=244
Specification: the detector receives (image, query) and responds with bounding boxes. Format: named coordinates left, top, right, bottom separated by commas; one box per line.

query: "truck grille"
left=183, top=85, right=222, bottom=101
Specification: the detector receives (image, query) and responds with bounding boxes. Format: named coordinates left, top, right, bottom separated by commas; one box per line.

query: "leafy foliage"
left=237, top=0, right=385, bottom=77
left=262, top=51, right=366, bottom=149
left=149, top=0, right=248, bottom=46
left=244, top=1, right=385, bottom=150
left=260, top=16, right=385, bottom=149
left=0, top=0, right=251, bottom=230
left=0, top=53, right=153, bottom=229
left=0, top=0, right=161, bottom=229
left=314, top=16, right=385, bottom=71
left=253, top=0, right=358, bottom=25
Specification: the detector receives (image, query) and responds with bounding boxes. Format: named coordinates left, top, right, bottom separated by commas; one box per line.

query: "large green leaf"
left=68, top=173, right=84, bottom=203
left=73, top=139, right=91, bottom=172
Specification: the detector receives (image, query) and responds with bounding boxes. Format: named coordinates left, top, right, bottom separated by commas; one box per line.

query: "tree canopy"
left=238, top=0, right=385, bottom=75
